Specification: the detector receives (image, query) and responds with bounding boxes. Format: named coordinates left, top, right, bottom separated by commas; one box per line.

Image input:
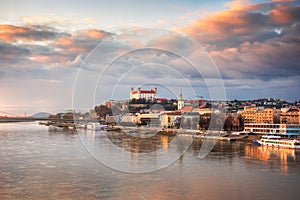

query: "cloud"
left=174, top=0, right=300, bottom=100
left=84, top=17, right=97, bottom=24
left=225, top=0, right=252, bottom=9
left=0, top=24, right=112, bottom=68
left=178, top=1, right=300, bottom=49
left=210, top=33, right=300, bottom=80
left=0, top=24, right=69, bottom=43
left=83, top=29, right=110, bottom=39
left=156, top=20, right=166, bottom=25
left=21, top=16, right=70, bottom=25
left=1, top=0, right=300, bottom=114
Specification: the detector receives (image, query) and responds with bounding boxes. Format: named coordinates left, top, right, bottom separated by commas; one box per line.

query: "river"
left=0, top=122, right=299, bottom=199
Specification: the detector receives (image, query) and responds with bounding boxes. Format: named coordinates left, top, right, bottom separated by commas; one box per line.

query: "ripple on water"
left=1, top=123, right=300, bottom=200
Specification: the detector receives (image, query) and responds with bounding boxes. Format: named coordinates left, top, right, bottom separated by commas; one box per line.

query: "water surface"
left=0, top=122, right=299, bottom=199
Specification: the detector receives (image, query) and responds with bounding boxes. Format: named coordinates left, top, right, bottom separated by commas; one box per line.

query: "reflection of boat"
left=86, top=123, right=108, bottom=131
left=257, top=135, right=300, bottom=149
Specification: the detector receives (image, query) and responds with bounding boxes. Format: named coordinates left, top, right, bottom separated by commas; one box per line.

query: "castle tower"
left=178, top=88, right=184, bottom=110
left=130, top=87, right=134, bottom=100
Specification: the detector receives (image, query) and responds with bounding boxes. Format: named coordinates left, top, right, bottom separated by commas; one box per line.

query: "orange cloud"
left=54, top=37, right=75, bottom=46
left=84, top=29, right=107, bottom=39
left=30, top=55, right=53, bottom=62
left=225, top=0, right=252, bottom=10
left=0, top=25, right=29, bottom=42
left=178, top=6, right=257, bottom=42
left=67, top=47, right=86, bottom=53
left=177, top=1, right=299, bottom=45
left=30, top=54, right=69, bottom=64
left=271, top=4, right=294, bottom=24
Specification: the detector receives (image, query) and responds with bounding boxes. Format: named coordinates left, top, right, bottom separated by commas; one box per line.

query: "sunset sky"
left=0, top=0, right=299, bottom=115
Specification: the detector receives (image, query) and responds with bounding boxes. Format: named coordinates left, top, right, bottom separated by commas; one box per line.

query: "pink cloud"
left=84, top=29, right=107, bottom=39
left=177, top=1, right=300, bottom=45
left=270, top=4, right=294, bottom=24
left=0, top=24, right=30, bottom=42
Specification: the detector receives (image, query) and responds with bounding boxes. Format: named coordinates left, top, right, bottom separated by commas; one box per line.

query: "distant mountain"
left=31, top=112, right=53, bottom=118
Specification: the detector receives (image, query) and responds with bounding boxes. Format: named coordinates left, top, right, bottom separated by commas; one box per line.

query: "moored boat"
left=86, top=123, right=108, bottom=131
left=257, top=135, right=300, bottom=149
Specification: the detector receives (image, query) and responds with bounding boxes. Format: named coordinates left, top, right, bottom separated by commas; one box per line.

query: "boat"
left=48, top=124, right=65, bottom=132
left=86, top=123, right=108, bottom=131
left=257, top=135, right=300, bottom=149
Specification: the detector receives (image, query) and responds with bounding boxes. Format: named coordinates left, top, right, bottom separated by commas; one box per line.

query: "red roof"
left=157, top=98, right=168, bottom=101
left=181, top=106, right=193, bottom=112
left=141, top=90, right=156, bottom=93
left=185, top=99, right=205, bottom=103
left=161, top=111, right=182, bottom=115
left=132, top=90, right=156, bottom=94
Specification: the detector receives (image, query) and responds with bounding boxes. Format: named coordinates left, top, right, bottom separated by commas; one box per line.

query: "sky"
left=0, top=0, right=299, bottom=115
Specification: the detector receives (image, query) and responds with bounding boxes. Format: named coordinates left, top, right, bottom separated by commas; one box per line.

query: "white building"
left=244, top=123, right=300, bottom=136
left=130, top=87, right=157, bottom=101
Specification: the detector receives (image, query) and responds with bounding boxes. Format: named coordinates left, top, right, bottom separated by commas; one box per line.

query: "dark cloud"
left=0, top=24, right=70, bottom=42
left=0, top=24, right=112, bottom=68
left=0, top=42, right=30, bottom=65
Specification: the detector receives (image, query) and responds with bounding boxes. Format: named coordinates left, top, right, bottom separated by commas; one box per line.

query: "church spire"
left=179, top=88, right=183, bottom=100
left=178, top=88, right=184, bottom=110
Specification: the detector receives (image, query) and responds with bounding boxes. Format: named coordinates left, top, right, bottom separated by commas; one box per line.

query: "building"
left=135, top=113, right=160, bottom=126
left=160, top=111, right=182, bottom=128
left=178, top=89, right=184, bottom=110
left=241, top=107, right=280, bottom=124
left=244, top=123, right=300, bottom=136
left=280, top=108, right=300, bottom=124
left=192, top=108, right=212, bottom=115
left=106, top=115, right=120, bottom=125
left=241, top=107, right=257, bottom=123
left=181, top=112, right=200, bottom=130
left=121, top=113, right=136, bottom=124
left=255, top=108, right=280, bottom=124
left=130, top=87, right=157, bottom=101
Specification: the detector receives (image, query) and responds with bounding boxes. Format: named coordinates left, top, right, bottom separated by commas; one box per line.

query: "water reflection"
left=245, top=145, right=297, bottom=173
left=78, top=129, right=192, bottom=173
left=1, top=123, right=300, bottom=199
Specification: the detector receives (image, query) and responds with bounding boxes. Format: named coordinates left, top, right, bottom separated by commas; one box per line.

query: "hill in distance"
left=31, top=112, right=53, bottom=118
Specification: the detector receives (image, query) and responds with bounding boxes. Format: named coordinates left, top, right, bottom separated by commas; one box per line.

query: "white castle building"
left=130, top=87, right=157, bottom=101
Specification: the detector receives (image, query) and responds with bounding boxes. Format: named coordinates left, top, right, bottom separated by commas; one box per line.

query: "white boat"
left=257, top=135, right=300, bottom=149
left=48, top=124, right=65, bottom=132
left=86, top=123, right=108, bottom=131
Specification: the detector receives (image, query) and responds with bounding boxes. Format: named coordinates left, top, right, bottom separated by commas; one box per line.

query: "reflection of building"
left=161, top=135, right=169, bottom=150
left=130, top=87, right=157, bottom=101
left=245, top=145, right=296, bottom=173
left=244, top=123, right=300, bottom=135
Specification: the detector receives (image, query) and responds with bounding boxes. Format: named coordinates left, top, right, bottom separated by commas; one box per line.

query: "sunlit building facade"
left=280, top=108, right=300, bottom=124
left=244, top=123, right=300, bottom=136
left=130, top=87, right=157, bottom=101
